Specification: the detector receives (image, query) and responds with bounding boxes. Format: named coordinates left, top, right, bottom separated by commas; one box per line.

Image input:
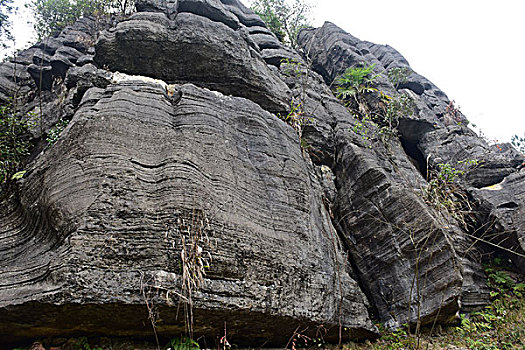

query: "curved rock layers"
left=0, top=77, right=375, bottom=344
left=298, top=21, right=524, bottom=317
left=94, top=1, right=292, bottom=113
left=275, top=52, right=465, bottom=329
left=0, top=0, right=524, bottom=347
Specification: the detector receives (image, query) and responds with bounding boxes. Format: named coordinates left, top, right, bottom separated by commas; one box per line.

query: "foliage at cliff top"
left=27, top=0, right=134, bottom=39
left=250, top=0, right=313, bottom=48
left=512, top=134, right=525, bottom=154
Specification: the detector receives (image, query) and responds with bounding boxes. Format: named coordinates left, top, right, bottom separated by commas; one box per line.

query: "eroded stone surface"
left=296, top=21, right=522, bottom=322
left=1, top=0, right=525, bottom=346
left=0, top=78, right=376, bottom=344
left=94, top=10, right=291, bottom=112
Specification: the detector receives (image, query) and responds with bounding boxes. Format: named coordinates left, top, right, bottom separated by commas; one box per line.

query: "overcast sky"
left=6, top=0, right=525, bottom=143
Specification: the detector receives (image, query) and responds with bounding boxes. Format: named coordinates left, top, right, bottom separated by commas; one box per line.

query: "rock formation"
left=0, top=0, right=524, bottom=347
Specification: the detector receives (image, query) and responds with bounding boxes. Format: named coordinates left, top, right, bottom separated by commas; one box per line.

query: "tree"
left=0, top=0, right=14, bottom=49
left=251, top=0, right=313, bottom=49
left=28, top=0, right=135, bottom=39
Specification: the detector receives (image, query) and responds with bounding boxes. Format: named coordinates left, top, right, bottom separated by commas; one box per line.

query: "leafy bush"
left=73, top=337, right=103, bottom=350
left=164, top=337, right=200, bottom=350
left=280, top=58, right=303, bottom=77
left=423, top=159, right=480, bottom=229
left=379, top=92, right=414, bottom=134
left=28, top=0, right=135, bottom=39
left=46, top=118, right=69, bottom=145
left=251, top=0, right=313, bottom=48
left=335, top=63, right=378, bottom=100
left=387, top=67, right=412, bottom=89
left=0, top=102, right=32, bottom=186
left=453, top=261, right=525, bottom=350
left=335, top=64, right=415, bottom=144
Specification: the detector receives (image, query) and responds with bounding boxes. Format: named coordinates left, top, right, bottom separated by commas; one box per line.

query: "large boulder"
left=296, top=21, right=511, bottom=322
left=0, top=76, right=376, bottom=345
left=94, top=9, right=291, bottom=113
left=1, top=0, right=524, bottom=347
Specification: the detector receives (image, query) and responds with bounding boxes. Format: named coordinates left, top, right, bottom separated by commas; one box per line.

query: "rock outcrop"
left=0, top=0, right=524, bottom=347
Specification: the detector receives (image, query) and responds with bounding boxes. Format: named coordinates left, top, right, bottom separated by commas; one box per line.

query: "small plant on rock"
left=387, top=67, right=412, bottom=89
left=444, top=100, right=469, bottom=126
left=177, top=210, right=212, bottom=338
left=423, top=159, right=480, bottom=228
left=281, top=58, right=303, bottom=77
left=278, top=100, right=313, bottom=147
left=336, top=64, right=415, bottom=145
left=46, top=118, right=69, bottom=145
left=0, top=102, right=32, bottom=186
left=377, top=92, right=414, bottom=138
left=335, top=63, right=378, bottom=102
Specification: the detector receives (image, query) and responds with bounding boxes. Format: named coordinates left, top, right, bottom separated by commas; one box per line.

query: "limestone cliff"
left=0, top=0, right=524, bottom=347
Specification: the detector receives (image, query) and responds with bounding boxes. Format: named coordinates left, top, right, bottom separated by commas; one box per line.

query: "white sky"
left=5, top=0, right=525, bottom=143
left=3, top=0, right=35, bottom=54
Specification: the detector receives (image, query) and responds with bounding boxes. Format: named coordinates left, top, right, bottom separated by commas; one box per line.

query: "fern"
left=164, top=337, right=200, bottom=350
left=335, top=63, right=378, bottom=97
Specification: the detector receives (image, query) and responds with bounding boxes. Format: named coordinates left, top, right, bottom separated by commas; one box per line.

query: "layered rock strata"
left=0, top=0, right=524, bottom=346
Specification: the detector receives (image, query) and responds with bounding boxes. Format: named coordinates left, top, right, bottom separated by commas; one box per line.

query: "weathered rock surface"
left=0, top=74, right=375, bottom=344
left=275, top=57, right=466, bottom=327
left=94, top=8, right=291, bottom=112
left=1, top=0, right=524, bottom=347
left=471, top=172, right=525, bottom=271
left=298, top=21, right=524, bottom=317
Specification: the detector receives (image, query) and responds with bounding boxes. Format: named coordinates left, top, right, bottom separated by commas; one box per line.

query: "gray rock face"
left=297, top=21, right=525, bottom=317
left=471, top=172, right=525, bottom=271
left=278, top=65, right=466, bottom=328
left=1, top=0, right=525, bottom=347
left=0, top=76, right=376, bottom=344
left=94, top=7, right=291, bottom=112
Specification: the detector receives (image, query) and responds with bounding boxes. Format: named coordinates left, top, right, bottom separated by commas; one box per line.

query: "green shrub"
left=387, top=67, right=412, bottom=89
left=251, top=0, right=313, bottom=48
left=164, top=337, right=200, bottom=350
left=46, top=118, right=69, bottom=145
left=423, top=159, right=480, bottom=229
left=0, top=102, right=32, bottom=186
left=335, top=63, right=378, bottom=100
left=27, top=0, right=135, bottom=39
left=336, top=64, right=415, bottom=144
left=73, top=337, right=103, bottom=350
left=379, top=92, right=414, bottom=134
